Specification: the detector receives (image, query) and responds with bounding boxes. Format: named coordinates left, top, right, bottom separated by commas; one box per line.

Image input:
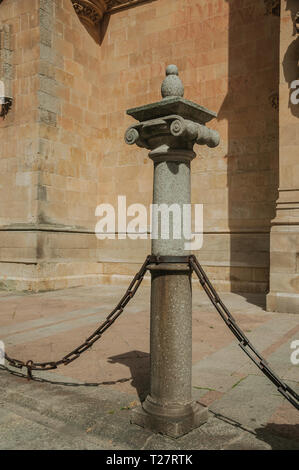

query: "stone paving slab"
left=192, top=317, right=299, bottom=392
left=0, top=284, right=298, bottom=450
left=1, top=368, right=298, bottom=450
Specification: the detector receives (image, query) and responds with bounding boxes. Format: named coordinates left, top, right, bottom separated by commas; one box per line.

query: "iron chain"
left=189, top=254, right=299, bottom=411
left=4, top=253, right=299, bottom=411
left=4, top=255, right=151, bottom=379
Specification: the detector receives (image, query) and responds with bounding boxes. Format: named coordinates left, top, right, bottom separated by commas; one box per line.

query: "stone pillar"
left=267, top=2, right=299, bottom=314
left=125, top=65, right=219, bottom=437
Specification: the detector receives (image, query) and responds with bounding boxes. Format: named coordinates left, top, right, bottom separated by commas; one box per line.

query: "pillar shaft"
left=144, top=148, right=194, bottom=426
left=147, top=265, right=192, bottom=410
left=151, top=159, right=191, bottom=256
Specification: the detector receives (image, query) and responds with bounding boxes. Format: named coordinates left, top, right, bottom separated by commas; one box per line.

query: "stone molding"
left=70, top=0, right=147, bottom=42
left=71, top=0, right=106, bottom=27
left=70, top=0, right=147, bottom=27
left=106, top=0, right=147, bottom=12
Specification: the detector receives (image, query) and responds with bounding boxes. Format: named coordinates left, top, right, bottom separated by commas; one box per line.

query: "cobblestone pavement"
left=0, top=282, right=298, bottom=450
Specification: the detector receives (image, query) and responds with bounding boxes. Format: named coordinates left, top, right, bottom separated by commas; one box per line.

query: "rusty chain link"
left=189, top=254, right=299, bottom=411
left=4, top=255, right=151, bottom=380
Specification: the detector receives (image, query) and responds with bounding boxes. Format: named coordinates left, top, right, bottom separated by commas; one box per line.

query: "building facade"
left=0, top=0, right=298, bottom=313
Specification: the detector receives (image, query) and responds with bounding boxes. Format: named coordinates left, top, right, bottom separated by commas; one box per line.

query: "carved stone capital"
left=125, top=66, right=220, bottom=161
left=125, top=115, right=220, bottom=159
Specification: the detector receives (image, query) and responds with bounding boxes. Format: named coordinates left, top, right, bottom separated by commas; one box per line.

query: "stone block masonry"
left=0, top=0, right=286, bottom=298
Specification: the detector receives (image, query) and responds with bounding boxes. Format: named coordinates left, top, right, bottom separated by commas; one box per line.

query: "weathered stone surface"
left=127, top=97, right=217, bottom=125
left=161, top=64, right=184, bottom=99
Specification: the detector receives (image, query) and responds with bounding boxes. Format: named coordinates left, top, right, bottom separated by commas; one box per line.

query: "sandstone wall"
left=0, top=0, right=39, bottom=289
left=0, top=0, right=280, bottom=292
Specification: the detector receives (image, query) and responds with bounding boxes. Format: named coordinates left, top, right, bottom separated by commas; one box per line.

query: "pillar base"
left=130, top=401, right=208, bottom=438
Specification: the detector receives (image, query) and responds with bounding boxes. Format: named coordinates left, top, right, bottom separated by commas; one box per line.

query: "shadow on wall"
left=284, top=0, right=299, bottom=118
left=217, top=1, right=280, bottom=301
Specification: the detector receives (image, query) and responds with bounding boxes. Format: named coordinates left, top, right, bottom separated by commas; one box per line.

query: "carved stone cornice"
left=70, top=0, right=147, bottom=43
left=106, top=0, right=147, bottom=13
left=70, top=0, right=147, bottom=27
left=71, top=0, right=107, bottom=27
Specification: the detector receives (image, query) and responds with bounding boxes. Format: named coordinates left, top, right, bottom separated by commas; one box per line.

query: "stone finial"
left=161, top=65, right=184, bottom=99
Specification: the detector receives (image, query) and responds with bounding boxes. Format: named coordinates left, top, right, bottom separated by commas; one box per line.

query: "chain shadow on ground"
left=254, top=422, right=299, bottom=449
left=2, top=367, right=298, bottom=449
left=0, top=365, right=131, bottom=387
left=206, top=408, right=299, bottom=450
left=0, top=349, right=150, bottom=395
